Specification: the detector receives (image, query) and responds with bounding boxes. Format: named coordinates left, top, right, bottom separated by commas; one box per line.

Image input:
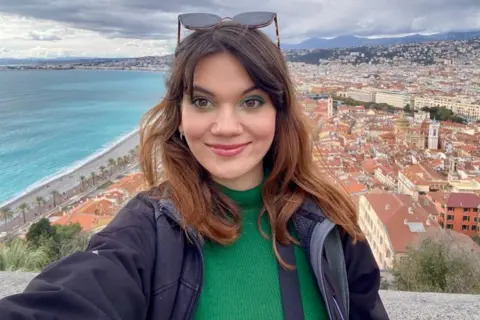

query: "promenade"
left=0, top=130, right=140, bottom=234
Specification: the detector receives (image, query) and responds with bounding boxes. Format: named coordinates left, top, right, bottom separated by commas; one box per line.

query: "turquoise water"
left=0, top=70, right=166, bottom=204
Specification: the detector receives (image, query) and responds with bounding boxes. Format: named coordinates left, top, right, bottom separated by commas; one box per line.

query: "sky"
left=0, top=0, right=479, bottom=58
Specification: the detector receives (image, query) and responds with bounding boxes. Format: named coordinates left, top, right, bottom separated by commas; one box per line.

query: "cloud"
left=0, top=13, right=176, bottom=58
left=1, top=0, right=479, bottom=40
left=0, top=0, right=479, bottom=57
left=28, top=31, right=62, bottom=41
left=0, top=0, right=223, bottom=39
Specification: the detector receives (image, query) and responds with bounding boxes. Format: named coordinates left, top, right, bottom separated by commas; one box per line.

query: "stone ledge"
left=1, top=272, right=479, bottom=319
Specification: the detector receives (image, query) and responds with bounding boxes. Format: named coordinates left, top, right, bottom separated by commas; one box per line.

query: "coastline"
left=0, top=129, right=140, bottom=213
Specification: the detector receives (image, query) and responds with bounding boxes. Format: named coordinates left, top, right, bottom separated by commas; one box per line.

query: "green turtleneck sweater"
left=194, top=182, right=329, bottom=319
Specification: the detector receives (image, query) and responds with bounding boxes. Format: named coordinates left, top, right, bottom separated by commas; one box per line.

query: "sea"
left=0, top=70, right=166, bottom=205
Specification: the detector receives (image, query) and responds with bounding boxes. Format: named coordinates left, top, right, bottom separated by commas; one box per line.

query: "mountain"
left=0, top=57, right=128, bottom=65
left=282, top=31, right=480, bottom=50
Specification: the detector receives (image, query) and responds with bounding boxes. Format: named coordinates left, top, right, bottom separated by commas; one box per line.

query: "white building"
left=375, top=91, right=412, bottom=109
left=414, top=96, right=480, bottom=121
left=345, top=89, right=375, bottom=102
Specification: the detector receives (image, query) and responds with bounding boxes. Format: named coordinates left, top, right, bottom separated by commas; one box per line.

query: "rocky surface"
left=0, top=272, right=479, bottom=319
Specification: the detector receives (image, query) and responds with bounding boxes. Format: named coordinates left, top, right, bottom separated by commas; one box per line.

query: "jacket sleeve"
left=0, top=193, right=157, bottom=320
left=342, top=235, right=390, bottom=320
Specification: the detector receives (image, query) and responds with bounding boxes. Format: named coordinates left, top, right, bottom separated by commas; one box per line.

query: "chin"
left=208, top=167, right=249, bottom=182
left=205, top=161, right=263, bottom=189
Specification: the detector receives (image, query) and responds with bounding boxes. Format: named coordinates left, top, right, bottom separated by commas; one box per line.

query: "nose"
left=211, top=105, right=243, bottom=136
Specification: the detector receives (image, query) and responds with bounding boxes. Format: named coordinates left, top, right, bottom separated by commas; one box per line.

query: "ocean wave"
left=0, top=128, right=139, bottom=208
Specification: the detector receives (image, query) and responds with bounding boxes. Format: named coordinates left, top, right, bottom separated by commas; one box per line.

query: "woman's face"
left=179, top=52, right=276, bottom=190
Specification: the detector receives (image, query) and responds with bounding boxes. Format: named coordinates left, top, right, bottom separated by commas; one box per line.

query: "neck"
left=212, top=164, right=263, bottom=191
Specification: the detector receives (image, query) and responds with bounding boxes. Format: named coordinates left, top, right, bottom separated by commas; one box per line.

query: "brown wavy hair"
left=139, top=22, right=364, bottom=266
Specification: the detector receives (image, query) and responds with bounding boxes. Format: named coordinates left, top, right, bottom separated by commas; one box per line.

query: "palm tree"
left=90, top=172, right=96, bottom=185
left=117, top=157, right=123, bottom=168
left=99, top=166, right=107, bottom=178
left=123, top=155, right=129, bottom=166
left=51, top=190, right=60, bottom=207
left=129, top=149, right=136, bottom=160
left=80, top=176, right=86, bottom=189
left=35, top=196, right=45, bottom=209
left=0, top=207, right=13, bottom=234
left=108, top=158, right=116, bottom=174
left=18, top=203, right=29, bottom=225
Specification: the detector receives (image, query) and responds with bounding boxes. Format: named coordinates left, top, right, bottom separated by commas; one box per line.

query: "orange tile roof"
left=343, top=181, right=368, bottom=195
left=53, top=213, right=111, bottom=232
left=364, top=193, right=439, bottom=253
left=401, top=163, right=448, bottom=186
left=107, top=172, right=146, bottom=195
left=71, top=198, right=117, bottom=216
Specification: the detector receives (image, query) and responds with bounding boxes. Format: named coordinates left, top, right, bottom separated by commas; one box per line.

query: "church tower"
left=327, top=96, right=334, bottom=119
left=428, top=119, right=440, bottom=150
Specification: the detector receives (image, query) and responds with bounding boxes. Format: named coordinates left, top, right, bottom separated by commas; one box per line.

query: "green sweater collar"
left=216, top=182, right=263, bottom=210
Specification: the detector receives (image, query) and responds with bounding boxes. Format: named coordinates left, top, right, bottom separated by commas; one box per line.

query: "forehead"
left=192, top=52, right=255, bottom=97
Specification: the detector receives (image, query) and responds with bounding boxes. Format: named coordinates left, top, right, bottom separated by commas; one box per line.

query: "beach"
left=1, top=130, right=140, bottom=215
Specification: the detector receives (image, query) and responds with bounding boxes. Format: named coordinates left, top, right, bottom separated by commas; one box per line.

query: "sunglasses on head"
left=177, top=11, right=280, bottom=49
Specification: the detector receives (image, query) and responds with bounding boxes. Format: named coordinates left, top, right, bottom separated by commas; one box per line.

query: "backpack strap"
left=276, top=241, right=305, bottom=320
left=324, top=226, right=350, bottom=317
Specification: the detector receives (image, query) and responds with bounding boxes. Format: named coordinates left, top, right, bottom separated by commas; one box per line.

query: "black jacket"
left=0, top=193, right=389, bottom=320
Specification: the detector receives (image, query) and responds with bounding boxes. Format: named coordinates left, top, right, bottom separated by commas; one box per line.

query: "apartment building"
left=427, top=192, right=480, bottom=237
left=414, top=96, right=480, bottom=120
left=345, top=89, right=375, bottom=102
left=358, top=193, right=438, bottom=269
left=397, top=163, right=449, bottom=200
left=375, top=91, right=413, bottom=109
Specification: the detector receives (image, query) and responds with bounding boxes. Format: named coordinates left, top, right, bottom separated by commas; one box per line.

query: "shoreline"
left=0, top=129, right=140, bottom=213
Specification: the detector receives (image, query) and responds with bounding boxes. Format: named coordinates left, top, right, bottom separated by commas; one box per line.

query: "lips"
left=207, top=142, right=250, bottom=157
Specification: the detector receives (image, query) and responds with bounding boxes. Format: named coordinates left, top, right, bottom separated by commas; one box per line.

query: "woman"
left=0, top=18, right=388, bottom=320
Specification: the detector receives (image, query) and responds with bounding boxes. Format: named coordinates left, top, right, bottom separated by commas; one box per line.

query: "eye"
left=240, top=97, right=265, bottom=109
left=192, top=97, right=213, bottom=109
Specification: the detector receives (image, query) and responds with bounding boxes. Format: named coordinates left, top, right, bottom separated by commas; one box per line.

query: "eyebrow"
left=192, top=85, right=259, bottom=96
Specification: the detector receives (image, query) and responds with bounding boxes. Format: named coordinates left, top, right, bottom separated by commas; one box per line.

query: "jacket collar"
left=156, top=196, right=327, bottom=247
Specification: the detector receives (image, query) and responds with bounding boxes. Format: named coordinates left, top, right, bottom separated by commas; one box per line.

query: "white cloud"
left=0, top=0, right=479, bottom=58
left=0, top=13, right=176, bottom=58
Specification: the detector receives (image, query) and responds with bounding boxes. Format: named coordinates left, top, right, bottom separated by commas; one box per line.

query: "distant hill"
left=0, top=57, right=128, bottom=66
left=282, top=31, right=480, bottom=50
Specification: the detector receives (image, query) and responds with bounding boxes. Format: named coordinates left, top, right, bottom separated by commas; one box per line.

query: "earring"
left=179, top=131, right=184, bottom=140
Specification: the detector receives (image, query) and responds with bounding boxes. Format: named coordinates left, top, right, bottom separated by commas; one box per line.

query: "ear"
left=178, top=123, right=183, bottom=133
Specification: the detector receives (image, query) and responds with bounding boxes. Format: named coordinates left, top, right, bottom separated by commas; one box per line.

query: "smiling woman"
left=179, top=52, right=277, bottom=190
left=0, top=17, right=388, bottom=320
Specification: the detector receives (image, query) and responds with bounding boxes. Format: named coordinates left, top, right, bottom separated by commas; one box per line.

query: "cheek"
left=251, top=109, right=276, bottom=143
left=181, top=105, right=210, bottom=140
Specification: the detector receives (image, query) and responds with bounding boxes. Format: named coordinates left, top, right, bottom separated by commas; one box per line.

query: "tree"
left=18, top=203, right=29, bottom=224
left=99, top=166, right=107, bottom=178
left=25, top=218, right=89, bottom=262
left=108, top=158, right=116, bottom=174
left=49, top=224, right=88, bottom=260
left=117, top=156, right=123, bottom=168
left=473, top=235, right=480, bottom=246
left=80, top=176, right=86, bottom=189
left=129, top=149, right=136, bottom=160
left=26, top=218, right=56, bottom=248
left=35, top=196, right=45, bottom=208
left=392, top=237, right=480, bottom=294
left=0, top=207, right=13, bottom=233
left=51, top=190, right=60, bottom=207
left=90, top=171, right=96, bottom=185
